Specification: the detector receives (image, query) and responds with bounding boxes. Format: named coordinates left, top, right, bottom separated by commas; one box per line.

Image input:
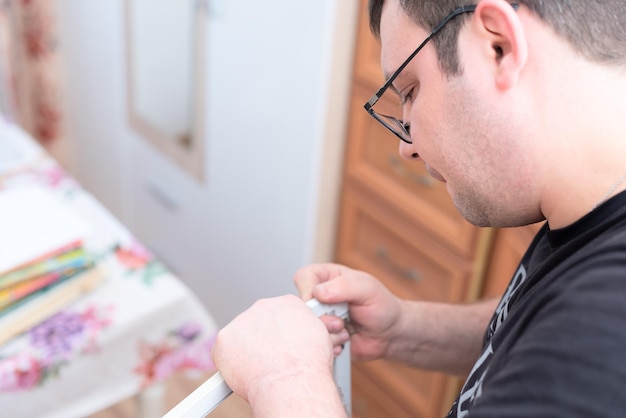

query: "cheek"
left=410, top=91, right=457, bottom=166
left=418, top=85, right=497, bottom=191
left=447, top=87, right=528, bottom=189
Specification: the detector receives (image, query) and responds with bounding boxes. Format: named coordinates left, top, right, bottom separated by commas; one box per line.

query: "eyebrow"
left=388, top=83, right=401, bottom=98
left=383, top=71, right=405, bottom=98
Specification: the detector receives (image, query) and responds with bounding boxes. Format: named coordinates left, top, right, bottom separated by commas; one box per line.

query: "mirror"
left=125, top=0, right=206, bottom=180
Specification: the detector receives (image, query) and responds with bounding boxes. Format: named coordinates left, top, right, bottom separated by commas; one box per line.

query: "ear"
left=472, top=0, right=528, bottom=90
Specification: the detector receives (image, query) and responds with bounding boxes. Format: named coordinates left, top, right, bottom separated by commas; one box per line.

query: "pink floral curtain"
left=0, top=0, right=63, bottom=145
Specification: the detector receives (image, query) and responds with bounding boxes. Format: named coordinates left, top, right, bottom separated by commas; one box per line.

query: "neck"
left=537, top=63, right=626, bottom=229
left=592, top=173, right=626, bottom=211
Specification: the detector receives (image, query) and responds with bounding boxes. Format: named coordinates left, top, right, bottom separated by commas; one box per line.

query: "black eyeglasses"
left=363, top=3, right=518, bottom=144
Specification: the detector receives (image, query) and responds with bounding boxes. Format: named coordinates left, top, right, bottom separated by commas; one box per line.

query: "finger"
left=330, top=329, right=350, bottom=346
left=293, top=263, right=346, bottom=300
left=331, top=329, right=350, bottom=357
left=320, top=314, right=346, bottom=333
left=333, top=344, right=344, bottom=357
left=312, top=270, right=378, bottom=307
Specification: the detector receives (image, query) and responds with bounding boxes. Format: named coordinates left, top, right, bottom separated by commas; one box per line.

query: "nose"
left=398, top=140, right=420, bottom=161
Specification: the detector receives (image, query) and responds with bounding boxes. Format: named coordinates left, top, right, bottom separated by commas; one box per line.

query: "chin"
left=450, top=190, right=498, bottom=228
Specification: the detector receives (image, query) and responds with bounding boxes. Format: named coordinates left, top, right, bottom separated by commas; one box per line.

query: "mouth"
left=424, top=164, right=446, bottom=183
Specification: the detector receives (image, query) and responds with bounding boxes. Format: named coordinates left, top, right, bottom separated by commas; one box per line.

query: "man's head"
left=369, top=0, right=626, bottom=77
left=367, top=0, right=626, bottom=229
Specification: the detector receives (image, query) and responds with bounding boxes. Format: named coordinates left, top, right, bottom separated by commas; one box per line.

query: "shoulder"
left=469, top=225, right=626, bottom=416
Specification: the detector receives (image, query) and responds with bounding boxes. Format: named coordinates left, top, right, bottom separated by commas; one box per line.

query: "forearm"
left=249, top=368, right=347, bottom=418
left=386, top=298, right=498, bottom=376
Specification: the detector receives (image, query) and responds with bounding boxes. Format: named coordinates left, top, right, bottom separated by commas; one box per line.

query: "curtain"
left=0, top=0, right=63, bottom=146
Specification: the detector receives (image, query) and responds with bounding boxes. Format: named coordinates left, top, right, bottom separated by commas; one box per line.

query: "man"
left=213, top=0, right=626, bottom=416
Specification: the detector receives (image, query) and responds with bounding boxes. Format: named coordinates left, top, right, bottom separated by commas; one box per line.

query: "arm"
left=250, top=369, right=347, bottom=418
left=388, top=298, right=498, bottom=376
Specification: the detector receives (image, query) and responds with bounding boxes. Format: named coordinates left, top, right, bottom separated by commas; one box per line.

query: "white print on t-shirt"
left=456, top=343, right=493, bottom=417
left=452, top=264, right=528, bottom=416
left=488, top=264, right=528, bottom=339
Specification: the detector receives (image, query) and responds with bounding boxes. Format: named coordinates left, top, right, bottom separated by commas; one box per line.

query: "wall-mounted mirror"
left=125, top=0, right=207, bottom=181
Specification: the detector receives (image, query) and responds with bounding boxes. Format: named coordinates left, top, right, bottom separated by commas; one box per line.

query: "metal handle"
left=145, top=182, right=180, bottom=211
left=376, top=247, right=422, bottom=282
left=388, top=155, right=435, bottom=188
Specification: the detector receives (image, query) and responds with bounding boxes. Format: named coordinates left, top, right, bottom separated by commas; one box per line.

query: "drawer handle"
left=146, top=182, right=180, bottom=212
left=388, top=155, right=435, bottom=188
left=376, top=247, right=422, bottom=282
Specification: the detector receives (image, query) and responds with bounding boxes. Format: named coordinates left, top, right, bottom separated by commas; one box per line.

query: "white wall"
left=56, top=0, right=358, bottom=326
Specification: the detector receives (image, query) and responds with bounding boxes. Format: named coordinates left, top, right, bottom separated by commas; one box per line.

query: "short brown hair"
left=369, top=0, right=626, bottom=76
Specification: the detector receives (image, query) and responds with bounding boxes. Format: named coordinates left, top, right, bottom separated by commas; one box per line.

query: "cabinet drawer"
left=353, top=359, right=451, bottom=418
left=352, top=364, right=415, bottom=418
left=336, top=186, right=473, bottom=303
left=345, top=85, right=478, bottom=257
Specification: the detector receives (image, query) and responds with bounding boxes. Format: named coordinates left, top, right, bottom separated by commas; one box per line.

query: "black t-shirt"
left=447, top=190, right=626, bottom=417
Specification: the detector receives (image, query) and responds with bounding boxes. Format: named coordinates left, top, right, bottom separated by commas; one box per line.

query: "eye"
left=401, top=87, right=415, bottom=105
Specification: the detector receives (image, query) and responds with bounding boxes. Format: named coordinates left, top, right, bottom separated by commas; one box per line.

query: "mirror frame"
left=124, top=0, right=207, bottom=181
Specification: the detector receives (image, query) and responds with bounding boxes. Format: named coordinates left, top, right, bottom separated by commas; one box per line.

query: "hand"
left=212, top=295, right=335, bottom=405
left=294, top=263, right=403, bottom=361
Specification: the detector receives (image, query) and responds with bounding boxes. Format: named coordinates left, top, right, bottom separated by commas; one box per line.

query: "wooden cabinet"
left=335, top=2, right=540, bottom=416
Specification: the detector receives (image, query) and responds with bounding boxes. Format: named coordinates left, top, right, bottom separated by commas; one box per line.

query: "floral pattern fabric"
left=0, top=119, right=218, bottom=417
left=0, top=304, right=113, bottom=391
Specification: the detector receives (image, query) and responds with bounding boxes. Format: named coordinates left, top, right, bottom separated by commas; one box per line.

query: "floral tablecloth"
left=0, top=119, right=218, bottom=417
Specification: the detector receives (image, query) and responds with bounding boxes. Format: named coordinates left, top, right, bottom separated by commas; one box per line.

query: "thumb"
left=294, top=263, right=347, bottom=300
left=312, top=273, right=375, bottom=307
